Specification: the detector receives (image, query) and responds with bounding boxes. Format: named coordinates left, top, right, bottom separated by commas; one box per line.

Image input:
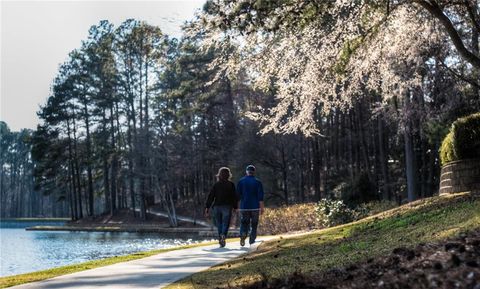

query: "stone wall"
left=439, top=159, right=480, bottom=195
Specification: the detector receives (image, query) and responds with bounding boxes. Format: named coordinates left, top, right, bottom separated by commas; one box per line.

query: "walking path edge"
left=7, top=236, right=275, bottom=289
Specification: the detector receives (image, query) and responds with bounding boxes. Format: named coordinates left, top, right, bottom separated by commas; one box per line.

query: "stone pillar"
left=439, top=159, right=480, bottom=195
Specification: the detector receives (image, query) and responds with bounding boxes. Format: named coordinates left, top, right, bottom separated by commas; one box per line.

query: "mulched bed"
left=243, top=229, right=480, bottom=289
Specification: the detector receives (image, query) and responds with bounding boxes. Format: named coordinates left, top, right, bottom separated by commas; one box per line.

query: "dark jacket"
left=205, top=180, right=237, bottom=209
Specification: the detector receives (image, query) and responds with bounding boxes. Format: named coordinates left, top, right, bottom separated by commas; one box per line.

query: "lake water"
left=0, top=220, right=208, bottom=277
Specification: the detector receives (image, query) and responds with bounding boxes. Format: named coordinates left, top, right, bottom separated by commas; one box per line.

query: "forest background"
left=1, top=0, right=479, bottom=224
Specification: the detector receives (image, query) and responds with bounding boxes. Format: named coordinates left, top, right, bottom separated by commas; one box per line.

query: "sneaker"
left=240, top=235, right=246, bottom=247
left=249, top=238, right=255, bottom=245
left=219, top=235, right=226, bottom=248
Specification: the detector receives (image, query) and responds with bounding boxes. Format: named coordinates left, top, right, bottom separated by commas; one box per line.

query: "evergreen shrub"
left=440, top=112, right=480, bottom=165
left=452, top=112, right=480, bottom=160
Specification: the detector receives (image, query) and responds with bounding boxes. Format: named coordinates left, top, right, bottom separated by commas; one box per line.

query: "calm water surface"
left=0, top=220, right=208, bottom=277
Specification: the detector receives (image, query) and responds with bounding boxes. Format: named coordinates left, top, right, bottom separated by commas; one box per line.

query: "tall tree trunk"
left=137, top=36, right=147, bottom=221
left=72, top=113, right=83, bottom=219
left=356, top=102, right=372, bottom=181
left=223, top=76, right=237, bottom=164
left=334, top=110, right=340, bottom=172
left=280, top=139, right=289, bottom=205
left=110, top=105, right=117, bottom=215
left=299, top=135, right=305, bottom=202
left=144, top=49, right=151, bottom=216
left=377, top=114, right=391, bottom=200
left=83, top=101, right=94, bottom=216
left=66, top=118, right=78, bottom=220
left=404, top=92, right=417, bottom=202
left=102, top=109, right=111, bottom=214
left=128, top=76, right=138, bottom=217
left=127, top=118, right=136, bottom=217
left=311, top=136, right=321, bottom=201
left=347, top=111, right=355, bottom=183
left=472, top=3, right=479, bottom=100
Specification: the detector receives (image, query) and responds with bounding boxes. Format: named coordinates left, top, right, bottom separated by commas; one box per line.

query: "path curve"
left=9, top=237, right=273, bottom=289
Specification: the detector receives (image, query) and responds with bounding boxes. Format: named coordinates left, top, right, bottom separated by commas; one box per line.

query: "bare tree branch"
left=439, top=59, right=480, bottom=88
left=464, top=0, right=480, bottom=33
left=415, top=0, right=480, bottom=68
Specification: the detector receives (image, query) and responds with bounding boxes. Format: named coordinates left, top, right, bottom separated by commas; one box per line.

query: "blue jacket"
left=237, top=175, right=264, bottom=210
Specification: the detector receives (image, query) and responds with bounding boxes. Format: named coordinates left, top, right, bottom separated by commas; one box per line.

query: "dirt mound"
left=244, top=230, right=480, bottom=289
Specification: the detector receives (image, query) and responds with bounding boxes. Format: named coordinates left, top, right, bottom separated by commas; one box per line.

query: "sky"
left=0, top=0, right=205, bottom=131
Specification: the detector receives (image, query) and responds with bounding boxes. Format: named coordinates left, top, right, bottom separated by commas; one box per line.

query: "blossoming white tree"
left=190, top=0, right=479, bottom=201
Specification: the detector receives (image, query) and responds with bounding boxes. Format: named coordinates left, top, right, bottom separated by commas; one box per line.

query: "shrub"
left=315, top=199, right=355, bottom=227
left=440, top=131, right=456, bottom=165
left=440, top=112, right=480, bottom=165
left=258, top=203, right=320, bottom=235
left=452, top=112, right=480, bottom=160
left=258, top=199, right=398, bottom=235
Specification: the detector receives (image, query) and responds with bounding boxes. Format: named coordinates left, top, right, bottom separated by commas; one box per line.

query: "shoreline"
left=25, top=225, right=238, bottom=236
left=0, top=218, right=69, bottom=222
left=0, top=239, right=220, bottom=288
left=25, top=225, right=239, bottom=237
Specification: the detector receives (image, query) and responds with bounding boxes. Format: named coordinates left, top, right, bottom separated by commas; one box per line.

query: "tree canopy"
left=192, top=0, right=480, bottom=135
left=2, top=1, right=479, bottom=219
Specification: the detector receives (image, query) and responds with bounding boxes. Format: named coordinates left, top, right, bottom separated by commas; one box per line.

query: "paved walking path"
left=9, top=237, right=272, bottom=289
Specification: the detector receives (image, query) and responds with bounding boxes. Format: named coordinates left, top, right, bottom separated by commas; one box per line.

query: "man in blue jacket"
left=237, top=165, right=264, bottom=246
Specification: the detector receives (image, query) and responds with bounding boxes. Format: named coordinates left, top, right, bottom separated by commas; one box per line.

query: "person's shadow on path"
left=202, top=247, right=249, bottom=253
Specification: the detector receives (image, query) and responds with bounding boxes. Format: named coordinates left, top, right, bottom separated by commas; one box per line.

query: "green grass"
left=166, top=192, right=480, bottom=289
left=0, top=241, right=217, bottom=288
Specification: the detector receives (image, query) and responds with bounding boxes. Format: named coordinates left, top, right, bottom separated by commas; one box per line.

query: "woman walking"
left=204, top=167, right=237, bottom=247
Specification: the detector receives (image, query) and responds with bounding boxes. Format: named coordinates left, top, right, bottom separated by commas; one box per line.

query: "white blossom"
left=190, top=2, right=448, bottom=136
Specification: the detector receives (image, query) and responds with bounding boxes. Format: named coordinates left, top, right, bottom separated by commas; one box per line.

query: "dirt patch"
left=243, top=229, right=480, bottom=289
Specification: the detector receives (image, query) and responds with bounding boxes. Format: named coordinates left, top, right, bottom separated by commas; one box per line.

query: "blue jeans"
left=240, top=210, right=260, bottom=244
left=213, top=206, right=232, bottom=237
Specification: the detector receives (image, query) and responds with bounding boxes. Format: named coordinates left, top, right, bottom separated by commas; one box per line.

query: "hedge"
left=440, top=112, right=480, bottom=165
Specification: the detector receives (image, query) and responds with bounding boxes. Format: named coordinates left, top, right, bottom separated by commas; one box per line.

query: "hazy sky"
left=1, top=0, right=205, bottom=131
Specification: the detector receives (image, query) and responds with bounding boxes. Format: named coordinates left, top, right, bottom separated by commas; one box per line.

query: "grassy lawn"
left=166, top=192, right=480, bottom=289
left=0, top=241, right=217, bottom=288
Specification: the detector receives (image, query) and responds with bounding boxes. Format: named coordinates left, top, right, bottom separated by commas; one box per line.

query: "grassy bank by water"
left=166, top=192, right=480, bottom=289
left=0, top=241, right=217, bottom=288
